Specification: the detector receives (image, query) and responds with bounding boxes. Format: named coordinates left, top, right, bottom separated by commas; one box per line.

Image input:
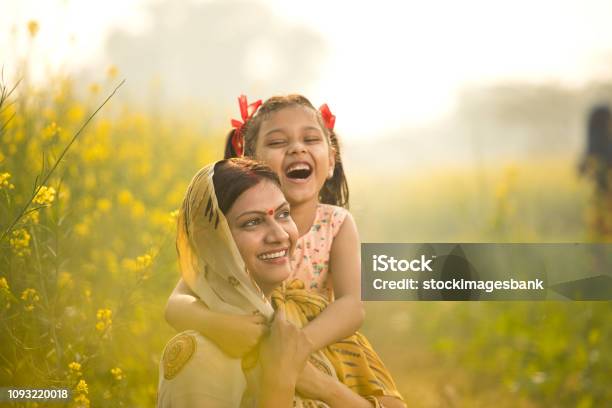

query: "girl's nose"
left=287, top=140, right=307, bottom=155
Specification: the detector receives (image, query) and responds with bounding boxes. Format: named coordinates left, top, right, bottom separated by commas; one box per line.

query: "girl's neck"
left=290, top=199, right=319, bottom=237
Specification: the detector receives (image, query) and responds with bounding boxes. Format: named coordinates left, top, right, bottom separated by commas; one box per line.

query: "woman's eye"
left=242, top=218, right=261, bottom=228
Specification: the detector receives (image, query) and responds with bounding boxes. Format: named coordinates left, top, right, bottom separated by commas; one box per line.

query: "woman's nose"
left=265, top=219, right=289, bottom=243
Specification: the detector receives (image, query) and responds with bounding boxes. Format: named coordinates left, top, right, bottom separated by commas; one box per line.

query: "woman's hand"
left=208, top=312, right=268, bottom=358
left=259, top=306, right=313, bottom=390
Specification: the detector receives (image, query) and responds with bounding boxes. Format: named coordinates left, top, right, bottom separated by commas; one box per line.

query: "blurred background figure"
left=580, top=105, right=612, bottom=240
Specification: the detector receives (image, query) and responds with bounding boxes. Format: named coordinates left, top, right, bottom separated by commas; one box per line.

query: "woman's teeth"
left=258, top=250, right=287, bottom=260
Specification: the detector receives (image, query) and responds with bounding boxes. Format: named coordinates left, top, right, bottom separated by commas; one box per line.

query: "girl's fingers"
left=275, top=303, right=286, bottom=321
left=249, top=313, right=268, bottom=325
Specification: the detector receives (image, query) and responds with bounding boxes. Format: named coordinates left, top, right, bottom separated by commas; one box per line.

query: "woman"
left=157, top=158, right=403, bottom=407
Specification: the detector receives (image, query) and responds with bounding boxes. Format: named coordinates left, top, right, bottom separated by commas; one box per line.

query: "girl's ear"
left=327, top=145, right=336, bottom=179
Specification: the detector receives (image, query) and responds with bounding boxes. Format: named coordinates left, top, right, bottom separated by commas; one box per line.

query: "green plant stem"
left=0, top=79, right=126, bottom=244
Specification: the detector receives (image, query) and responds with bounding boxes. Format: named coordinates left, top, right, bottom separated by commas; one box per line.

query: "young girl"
left=165, top=95, right=404, bottom=406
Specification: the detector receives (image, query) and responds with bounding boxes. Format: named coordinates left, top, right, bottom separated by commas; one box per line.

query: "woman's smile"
left=257, top=248, right=289, bottom=264
left=226, top=179, right=298, bottom=295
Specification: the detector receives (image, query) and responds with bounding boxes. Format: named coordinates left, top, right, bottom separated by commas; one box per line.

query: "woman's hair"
left=223, top=94, right=349, bottom=208
left=213, top=158, right=281, bottom=215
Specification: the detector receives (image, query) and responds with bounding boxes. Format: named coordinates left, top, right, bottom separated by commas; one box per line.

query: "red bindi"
left=267, top=208, right=274, bottom=216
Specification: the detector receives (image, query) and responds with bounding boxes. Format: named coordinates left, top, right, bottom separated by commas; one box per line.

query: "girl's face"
left=254, top=106, right=335, bottom=207
left=225, top=180, right=298, bottom=296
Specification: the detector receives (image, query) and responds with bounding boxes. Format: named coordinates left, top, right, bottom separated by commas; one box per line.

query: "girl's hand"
left=295, top=360, right=328, bottom=400
left=208, top=312, right=268, bottom=358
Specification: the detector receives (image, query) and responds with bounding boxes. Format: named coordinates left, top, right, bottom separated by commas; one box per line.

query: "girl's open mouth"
left=285, top=162, right=313, bottom=180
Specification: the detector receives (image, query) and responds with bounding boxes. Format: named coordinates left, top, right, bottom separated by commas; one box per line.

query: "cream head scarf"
left=176, top=162, right=275, bottom=319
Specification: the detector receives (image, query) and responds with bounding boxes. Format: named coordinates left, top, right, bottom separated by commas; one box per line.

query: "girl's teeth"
left=288, top=164, right=310, bottom=172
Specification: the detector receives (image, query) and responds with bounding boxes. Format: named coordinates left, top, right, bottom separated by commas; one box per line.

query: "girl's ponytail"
left=223, top=130, right=240, bottom=159
left=319, top=129, right=349, bottom=208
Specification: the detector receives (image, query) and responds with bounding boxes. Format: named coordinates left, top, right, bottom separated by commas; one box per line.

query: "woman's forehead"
left=228, top=181, right=286, bottom=216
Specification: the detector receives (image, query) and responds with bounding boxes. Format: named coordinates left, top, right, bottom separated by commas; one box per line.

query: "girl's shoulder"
left=315, top=204, right=349, bottom=239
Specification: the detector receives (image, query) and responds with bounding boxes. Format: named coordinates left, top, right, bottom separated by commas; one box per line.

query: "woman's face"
left=225, top=180, right=298, bottom=296
left=254, top=106, right=335, bottom=207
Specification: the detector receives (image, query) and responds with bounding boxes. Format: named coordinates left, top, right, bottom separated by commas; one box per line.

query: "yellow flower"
left=96, top=198, right=112, bottom=213
left=27, top=20, right=39, bottom=38
left=110, top=367, right=124, bottom=381
left=10, top=228, right=31, bottom=257
left=0, top=172, right=15, bottom=190
left=107, top=65, right=118, bottom=79
left=74, top=221, right=90, bottom=237
left=68, top=362, right=82, bottom=376
left=137, top=253, right=154, bottom=280
left=96, top=308, right=112, bottom=332
left=88, top=83, right=100, bottom=95
left=67, top=105, right=85, bottom=123
left=21, top=288, right=40, bottom=311
left=58, top=272, right=74, bottom=289
left=0, top=277, right=8, bottom=291
left=131, top=200, right=145, bottom=219
left=74, top=393, right=90, bottom=408
left=136, top=254, right=152, bottom=269
left=83, top=143, right=109, bottom=163
left=33, top=186, right=56, bottom=206
left=76, top=379, right=88, bottom=394
left=74, top=379, right=90, bottom=407
left=24, top=210, right=40, bottom=224
left=42, top=122, right=61, bottom=141
left=117, top=190, right=133, bottom=205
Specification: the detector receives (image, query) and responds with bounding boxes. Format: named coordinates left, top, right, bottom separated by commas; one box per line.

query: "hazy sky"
left=2, top=0, right=612, bottom=138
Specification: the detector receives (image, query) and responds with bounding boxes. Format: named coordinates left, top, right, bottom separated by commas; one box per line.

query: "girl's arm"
left=164, top=278, right=267, bottom=358
left=302, top=213, right=365, bottom=351
left=296, top=361, right=372, bottom=407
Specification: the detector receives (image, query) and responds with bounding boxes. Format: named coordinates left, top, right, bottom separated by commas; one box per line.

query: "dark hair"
left=582, top=105, right=612, bottom=192
left=213, top=158, right=281, bottom=215
left=223, top=95, right=350, bottom=208
left=586, top=105, right=611, bottom=159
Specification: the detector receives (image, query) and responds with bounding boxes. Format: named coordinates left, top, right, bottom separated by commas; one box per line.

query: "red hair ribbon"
left=231, top=95, right=262, bottom=156
left=319, top=103, right=336, bottom=131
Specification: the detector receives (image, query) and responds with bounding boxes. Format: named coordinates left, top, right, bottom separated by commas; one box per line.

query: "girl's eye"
left=267, top=140, right=287, bottom=147
left=304, top=136, right=322, bottom=143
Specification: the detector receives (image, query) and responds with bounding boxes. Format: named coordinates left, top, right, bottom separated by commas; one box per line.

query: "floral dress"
left=290, top=204, right=348, bottom=300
